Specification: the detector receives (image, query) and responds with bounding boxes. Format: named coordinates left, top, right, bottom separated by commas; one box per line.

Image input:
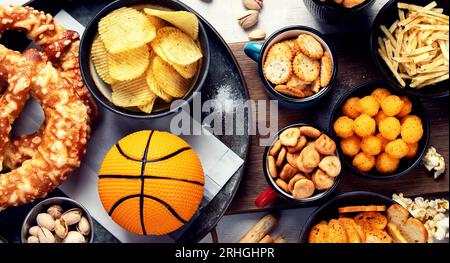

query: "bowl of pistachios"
left=21, top=197, right=94, bottom=243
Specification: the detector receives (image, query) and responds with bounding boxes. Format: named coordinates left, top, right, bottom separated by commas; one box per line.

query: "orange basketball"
left=98, top=130, right=204, bottom=235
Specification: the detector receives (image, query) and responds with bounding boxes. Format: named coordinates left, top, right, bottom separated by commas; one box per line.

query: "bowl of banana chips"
left=79, top=0, right=210, bottom=118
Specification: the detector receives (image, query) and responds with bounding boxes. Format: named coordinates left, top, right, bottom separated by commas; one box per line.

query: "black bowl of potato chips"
left=79, top=0, right=210, bottom=119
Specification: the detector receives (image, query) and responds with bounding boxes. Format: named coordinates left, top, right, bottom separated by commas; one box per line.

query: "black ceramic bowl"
left=298, top=191, right=403, bottom=243
left=262, top=123, right=341, bottom=205
left=303, top=0, right=376, bottom=23
left=370, top=0, right=449, bottom=99
left=79, top=0, right=210, bottom=119
left=329, top=81, right=430, bottom=180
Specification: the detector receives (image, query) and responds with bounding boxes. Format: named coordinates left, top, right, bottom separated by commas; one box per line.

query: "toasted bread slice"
left=387, top=204, right=409, bottom=226
left=309, top=223, right=331, bottom=243
left=338, top=218, right=361, bottom=243
left=353, top=222, right=366, bottom=242
left=338, top=205, right=387, bottom=214
left=354, top=212, right=388, bottom=230
left=328, top=219, right=349, bottom=243
left=386, top=223, right=408, bottom=243
left=364, top=229, right=393, bottom=243
left=399, top=218, right=428, bottom=243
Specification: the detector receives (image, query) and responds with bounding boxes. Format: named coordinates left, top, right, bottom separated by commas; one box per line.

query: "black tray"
left=0, top=0, right=250, bottom=243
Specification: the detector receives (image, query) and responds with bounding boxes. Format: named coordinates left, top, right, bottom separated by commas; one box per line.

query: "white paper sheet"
left=12, top=9, right=244, bottom=243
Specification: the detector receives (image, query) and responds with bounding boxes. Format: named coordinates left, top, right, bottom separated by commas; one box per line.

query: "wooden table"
left=226, top=33, right=449, bottom=214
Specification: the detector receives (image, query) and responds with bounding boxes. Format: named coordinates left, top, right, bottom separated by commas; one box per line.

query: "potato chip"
left=138, top=96, right=157, bottom=113
left=146, top=15, right=167, bottom=31
left=145, top=62, right=173, bottom=103
left=157, top=27, right=203, bottom=66
left=111, top=76, right=155, bottom=107
left=91, top=36, right=116, bottom=84
left=99, top=7, right=156, bottom=54
left=144, top=8, right=199, bottom=39
left=151, top=55, right=190, bottom=98
left=108, top=45, right=149, bottom=81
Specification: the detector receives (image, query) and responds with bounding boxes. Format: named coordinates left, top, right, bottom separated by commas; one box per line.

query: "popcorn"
left=422, top=146, right=446, bottom=179
left=393, top=193, right=449, bottom=242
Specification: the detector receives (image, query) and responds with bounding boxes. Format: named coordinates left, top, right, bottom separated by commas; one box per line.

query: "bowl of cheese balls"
left=330, top=81, right=430, bottom=179
left=257, top=123, right=342, bottom=207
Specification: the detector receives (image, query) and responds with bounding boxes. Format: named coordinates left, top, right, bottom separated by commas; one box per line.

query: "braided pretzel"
left=0, top=5, right=95, bottom=170
left=0, top=46, right=90, bottom=209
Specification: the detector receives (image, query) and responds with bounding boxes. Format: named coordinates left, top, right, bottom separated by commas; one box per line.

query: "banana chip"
left=157, top=27, right=203, bottom=66
left=151, top=55, right=190, bottom=98
left=144, top=8, right=199, bottom=40
left=99, top=7, right=156, bottom=54
left=108, top=45, right=149, bottom=81
left=91, top=37, right=116, bottom=84
left=111, top=75, right=155, bottom=107
left=145, top=61, right=173, bottom=102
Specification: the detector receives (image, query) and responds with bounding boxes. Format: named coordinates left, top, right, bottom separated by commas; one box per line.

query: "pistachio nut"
left=27, top=236, right=39, bottom=243
left=63, top=231, right=86, bottom=243
left=36, top=213, right=55, bottom=231
left=37, top=227, right=55, bottom=243
left=61, top=208, right=82, bottom=225
left=237, top=10, right=259, bottom=30
left=54, top=218, right=68, bottom=239
left=77, top=216, right=91, bottom=236
left=248, top=29, right=266, bottom=40
left=47, top=205, right=63, bottom=219
left=242, top=0, right=263, bottom=11
left=28, top=225, right=41, bottom=237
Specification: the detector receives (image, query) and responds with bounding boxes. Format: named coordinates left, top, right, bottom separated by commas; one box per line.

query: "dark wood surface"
left=226, top=33, right=449, bottom=214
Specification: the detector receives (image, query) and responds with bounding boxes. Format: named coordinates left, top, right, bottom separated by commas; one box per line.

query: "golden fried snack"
left=352, top=152, right=375, bottom=172
left=381, top=95, right=404, bottom=117
left=385, top=139, right=409, bottom=159
left=299, top=126, right=321, bottom=139
left=267, top=155, right=277, bottom=178
left=276, top=147, right=287, bottom=167
left=340, top=135, right=361, bottom=157
left=279, top=163, right=298, bottom=182
left=396, top=96, right=413, bottom=118
left=405, top=142, right=419, bottom=159
left=287, top=135, right=307, bottom=153
left=375, top=153, right=400, bottom=174
left=333, top=116, right=354, bottom=138
left=314, top=134, right=336, bottom=155
left=275, top=85, right=306, bottom=98
left=320, top=55, right=332, bottom=88
left=342, top=97, right=360, bottom=119
left=379, top=117, right=401, bottom=140
left=357, top=95, right=379, bottom=117
left=371, top=88, right=391, bottom=104
left=296, top=34, right=324, bottom=59
left=292, top=53, right=320, bottom=82
left=280, top=127, right=301, bottom=146
left=275, top=179, right=289, bottom=193
left=288, top=174, right=307, bottom=193
left=353, top=114, right=376, bottom=137
left=292, top=179, right=315, bottom=199
left=318, top=156, right=341, bottom=177
left=269, top=139, right=282, bottom=156
left=286, top=151, right=299, bottom=168
left=0, top=49, right=89, bottom=209
left=401, top=116, right=424, bottom=144
left=267, top=42, right=294, bottom=60
left=374, top=111, right=388, bottom=126
left=376, top=133, right=390, bottom=152
left=361, top=135, right=382, bottom=156
left=312, top=169, right=334, bottom=191
left=297, top=145, right=321, bottom=169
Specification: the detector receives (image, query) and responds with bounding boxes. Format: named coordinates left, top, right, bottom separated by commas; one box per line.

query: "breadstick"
left=238, top=214, right=278, bottom=243
left=258, top=235, right=274, bottom=243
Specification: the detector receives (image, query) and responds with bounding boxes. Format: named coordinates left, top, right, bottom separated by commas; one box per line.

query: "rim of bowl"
left=328, top=80, right=431, bottom=180
left=257, top=25, right=338, bottom=105
left=21, top=197, right=95, bottom=243
left=262, top=122, right=342, bottom=204
left=369, top=0, right=449, bottom=99
left=79, top=0, right=211, bottom=119
left=298, top=191, right=398, bottom=243
left=310, top=0, right=376, bottom=13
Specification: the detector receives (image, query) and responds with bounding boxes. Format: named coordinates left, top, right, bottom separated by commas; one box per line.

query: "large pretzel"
left=0, top=5, right=95, bottom=170
left=0, top=46, right=90, bottom=209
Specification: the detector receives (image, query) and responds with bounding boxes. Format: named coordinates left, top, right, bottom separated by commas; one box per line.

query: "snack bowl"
left=256, top=123, right=342, bottom=207
left=370, top=0, right=449, bottom=98
left=303, top=0, right=376, bottom=24
left=244, top=26, right=338, bottom=109
left=298, top=191, right=404, bottom=243
left=79, top=0, right=211, bottom=119
left=21, top=197, right=94, bottom=243
left=329, top=81, right=430, bottom=180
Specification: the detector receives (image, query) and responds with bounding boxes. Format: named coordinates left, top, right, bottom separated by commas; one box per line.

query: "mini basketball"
left=98, top=130, right=204, bottom=235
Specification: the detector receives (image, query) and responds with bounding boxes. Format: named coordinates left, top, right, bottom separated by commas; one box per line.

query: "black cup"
left=303, top=0, right=376, bottom=24
left=329, top=81, right=431, bottom=180
left=79, top=0, right=211, bottom=119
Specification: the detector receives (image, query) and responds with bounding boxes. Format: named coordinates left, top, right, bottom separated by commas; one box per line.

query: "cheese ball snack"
left=396, top=96, right=412, bottom=118
left=379, top=117, right=401, bottom=140
left=334, top=116, right=354, bottom=138
left=375, top=153, right=400, bottom=174
left=353, top=114, right=376, bottom=137
left=357, top=95, right=380, bottom=117
left=371, top=88, right=391, bottom=104
left=401, top=116, right=424, bottom=144
left=352, top=152, right=375, bottom=172
left=381, top=95, right=404, bottom=117
left=342, top=97, right=361, bottom=119
left=361, top=135, right=382, bottom=156
left=340, top=135, right=361, bottom=157
left=385, top=139, right=409, bottom=159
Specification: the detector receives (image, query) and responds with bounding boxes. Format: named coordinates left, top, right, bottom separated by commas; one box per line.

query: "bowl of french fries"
left=371, top=0, right=449, bottom=98
left=79, top=0, right=210, bottom=118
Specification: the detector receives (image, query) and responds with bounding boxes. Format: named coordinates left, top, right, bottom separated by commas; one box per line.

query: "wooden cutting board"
left=226, top=32, right=449, bottom=214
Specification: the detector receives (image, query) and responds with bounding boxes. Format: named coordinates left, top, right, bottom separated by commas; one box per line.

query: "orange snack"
left=376, top=133, right=390, bottom=152
left=352, top=152, right=375, bottom=172
left=342, top=97, right=361, bottom=119
left=371, top=88, right=391, bottom=104
left=98, top=130, right=204, bottom=235
left=340, top=135, right=361, bottom=157
left=379, top=117, right=401, bottom=140
left=361, top=135, right=382, bottom=156
left=401, top=116, right=424, bottom=144
left=385, top=139, right=409, bottom=159
left=353, top=114, right=376, bottom=137
left=333, top=116, right=354, bottom=138
left=357, top=95, right=380, bottom=117
left=380, top=95, right=404, bottom=117
left=405, top=142, right=419, bottom=158
left=375, top=153, right=400, bottom=174
left=396, top=96, right=412, bottom=118
left=374, top=111, right=388, bottom=126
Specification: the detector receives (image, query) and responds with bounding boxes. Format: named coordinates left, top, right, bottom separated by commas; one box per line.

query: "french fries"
left=378, top=1, right=449, bottom=89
